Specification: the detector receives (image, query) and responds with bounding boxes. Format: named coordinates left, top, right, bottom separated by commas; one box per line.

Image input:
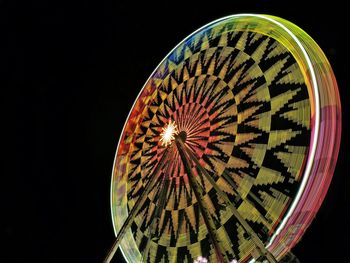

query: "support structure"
left=175, top=135, right=228, bottom=263
left=106, top=131, right=279, bottom=263
left=104, top=147, right=171, bottom=263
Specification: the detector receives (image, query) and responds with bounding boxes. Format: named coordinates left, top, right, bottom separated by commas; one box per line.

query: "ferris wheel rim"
left=109, top=13, right=330, bottom=263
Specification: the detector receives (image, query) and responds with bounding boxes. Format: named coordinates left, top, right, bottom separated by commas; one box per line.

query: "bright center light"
left=160, top=120, right=178, bottom=147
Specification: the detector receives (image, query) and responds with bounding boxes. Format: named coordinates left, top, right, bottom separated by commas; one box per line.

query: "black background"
left=5, top=0, right=350, bottom=262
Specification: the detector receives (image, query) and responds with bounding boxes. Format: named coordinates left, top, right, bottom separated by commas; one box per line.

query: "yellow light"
left=160, top=120, right=178, bottom=147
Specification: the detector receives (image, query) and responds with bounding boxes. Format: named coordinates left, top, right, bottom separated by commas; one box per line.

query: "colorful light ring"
left=110, top=14, right=341, bottom=262
left=261, top=15, right=342, bottom=258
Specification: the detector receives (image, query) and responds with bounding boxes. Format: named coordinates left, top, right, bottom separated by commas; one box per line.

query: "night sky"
left=6, top=0, right=350, bottom=262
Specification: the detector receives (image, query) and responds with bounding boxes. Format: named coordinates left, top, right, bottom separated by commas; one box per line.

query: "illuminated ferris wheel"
left=105, top=14, right=341, bottom=263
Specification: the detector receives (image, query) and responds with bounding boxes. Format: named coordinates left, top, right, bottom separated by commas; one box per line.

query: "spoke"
left=175, top=135, right=228, bottom=263
left=104, top=147, right=171, bottom=263
left=178, top=139, right=278, bottom=263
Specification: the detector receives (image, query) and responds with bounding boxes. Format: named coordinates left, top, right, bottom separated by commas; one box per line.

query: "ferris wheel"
left=106, top=14, right=341, bottom=263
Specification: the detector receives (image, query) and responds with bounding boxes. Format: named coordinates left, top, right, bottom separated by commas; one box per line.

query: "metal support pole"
left=175, top=135, right=228, bottom=263
left=104, top=147, right=171, bottom=263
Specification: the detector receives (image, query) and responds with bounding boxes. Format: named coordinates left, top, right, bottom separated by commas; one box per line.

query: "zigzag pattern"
left=116, top=29, right=311, bottom=262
